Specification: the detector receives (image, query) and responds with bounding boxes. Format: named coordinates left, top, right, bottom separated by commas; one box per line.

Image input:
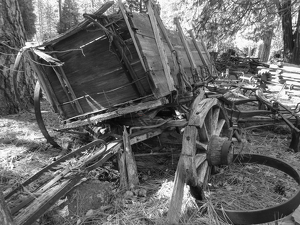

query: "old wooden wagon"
left=8, top=1, right=300, bottom=225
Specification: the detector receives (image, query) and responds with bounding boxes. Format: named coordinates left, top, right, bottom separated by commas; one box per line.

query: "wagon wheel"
left=34, top=81, right=60, bottom=148
left=189, top=98, right=232, bottom=197
left=167, top=97, right=232, bottom=224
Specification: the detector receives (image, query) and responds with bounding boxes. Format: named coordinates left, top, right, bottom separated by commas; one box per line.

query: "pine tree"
left=0, top=0, right=35, bottom=114
left=57, top=0, right=80, bottom=34
left=18, top=0, right=36, bottom=40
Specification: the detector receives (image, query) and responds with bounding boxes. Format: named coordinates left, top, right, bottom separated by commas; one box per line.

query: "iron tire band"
left=215, top=154, right=300, bottom=224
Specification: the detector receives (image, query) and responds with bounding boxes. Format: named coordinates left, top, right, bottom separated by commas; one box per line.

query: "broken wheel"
left=167, top=97, right=232, bottom=223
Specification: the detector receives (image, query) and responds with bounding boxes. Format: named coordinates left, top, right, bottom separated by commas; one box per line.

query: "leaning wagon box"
left=16, top=1, right=212, bottom=129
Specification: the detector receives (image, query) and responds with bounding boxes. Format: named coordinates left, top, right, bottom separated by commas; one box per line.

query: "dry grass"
left=208, top=163, right=298, bottom=211
left=1, top=99, right=300, bottom=225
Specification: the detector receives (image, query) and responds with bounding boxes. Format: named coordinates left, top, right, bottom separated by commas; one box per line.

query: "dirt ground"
left=1, top=98, right=300, bottom=225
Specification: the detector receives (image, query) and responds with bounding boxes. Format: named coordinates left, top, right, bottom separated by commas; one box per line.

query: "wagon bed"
left=27, top=1, right=212, bottom=128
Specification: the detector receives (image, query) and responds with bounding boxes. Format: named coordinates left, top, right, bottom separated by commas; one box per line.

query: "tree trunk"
left=0, top=191, right=14, bottom=225
left=259, top=29, right=273, bottom=62
left=279, top=0, right=294, bottom=62
left=0, top=0, right=35, bottom=116
left=292, top=8, right=300, bottom=65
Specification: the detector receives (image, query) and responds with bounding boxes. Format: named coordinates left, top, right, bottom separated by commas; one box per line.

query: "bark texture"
left=0, top=0, right=35, bottom=116
left=258, top=29, right=273, bottom=62
left=292, top=8, right=300, bottom=65
left=279, top=0, right=293, bottom=61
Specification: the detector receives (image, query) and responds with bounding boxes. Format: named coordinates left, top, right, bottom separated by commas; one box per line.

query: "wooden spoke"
left=211, top=107, right=220, bottom=135
left=199, top=123, right=209, bottom=143
left=204, top=108, right=212, bottom=135
left=215, top=119, right=226, bottom=136
left=196, top=140, right=208, bottom=151
left=195, top=153, right=206, bottom=168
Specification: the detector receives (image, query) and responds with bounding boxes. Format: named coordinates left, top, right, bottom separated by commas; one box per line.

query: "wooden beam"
left=147, top=0, right=175, bottom=92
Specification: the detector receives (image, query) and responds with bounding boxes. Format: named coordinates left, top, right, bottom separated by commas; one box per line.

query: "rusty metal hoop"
left=214, top=154, right=300, bottom=225
left=34, top=81, right=60, bottom=148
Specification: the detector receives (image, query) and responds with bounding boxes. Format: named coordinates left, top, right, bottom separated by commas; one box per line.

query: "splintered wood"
left=120, top=127, right=139, bottom=189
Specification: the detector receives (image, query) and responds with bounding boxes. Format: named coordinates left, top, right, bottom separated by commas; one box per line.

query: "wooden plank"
left=118, top=0, right=146, bottom=71
left=131, top=12, right=156, bottom=39
left=136, top=35, right=171, bottom=97
left=63, top=98, right=168, bottom=129
left=153, top=7, right=192, bottom=93
left=130, top=129, right=163, bottom=145
left=147, top=0, right=175, bottom=92
left=188, top=30, right=212, bottom=76
left=174, top=18, right=202, bottom=82
left=131, top=12, right=208, bottom=88
left=200, top=38, right=216, bottom=75
left=15, top=175, right=83, bottom=225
